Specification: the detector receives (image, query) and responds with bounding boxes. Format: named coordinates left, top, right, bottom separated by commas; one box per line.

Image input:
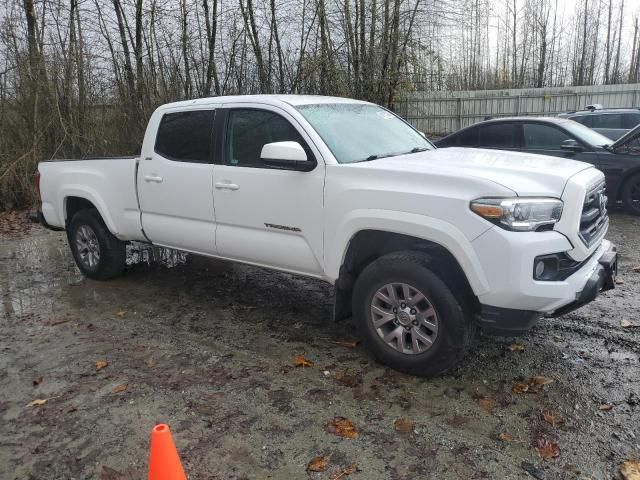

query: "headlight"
left=470, top=197, right=563, bottom=231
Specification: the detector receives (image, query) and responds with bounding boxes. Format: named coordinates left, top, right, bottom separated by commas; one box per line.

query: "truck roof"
left=158, top=94, right=370, bottom=111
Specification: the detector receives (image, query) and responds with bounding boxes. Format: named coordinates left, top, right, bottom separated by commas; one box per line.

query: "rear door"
left=211, top=104, right=325, bottom=276
left=137, top=108, right=217, bottom=254
left=591, top=113, right=626, bottom=140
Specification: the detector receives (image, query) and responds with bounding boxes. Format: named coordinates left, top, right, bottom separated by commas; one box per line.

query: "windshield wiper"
left=407, top=146, right=430, bottom=154
left=357, top=147, right=429, bottom=163
left=358, top=153, right=396, bottom=162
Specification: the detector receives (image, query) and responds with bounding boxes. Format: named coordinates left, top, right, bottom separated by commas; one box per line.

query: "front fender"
left=326, top=209, right=491, bottom=296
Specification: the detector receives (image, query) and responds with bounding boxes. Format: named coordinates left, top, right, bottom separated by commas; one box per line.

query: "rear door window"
left=592, top=114, right=623, bottom=129
left=523, top=123, right=572, bottom=149
left=155, top=110, right=216, bottom=162
left=478, top=123, right=518, bottom=148
left=457, top=127, right=479, bottom=147
left=623, top=113, right=640, bottom=129
left=570, top=115, right=593, bottom=127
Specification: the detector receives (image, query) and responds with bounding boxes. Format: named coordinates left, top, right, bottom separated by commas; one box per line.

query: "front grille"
left=579, top=180, right=608, bottom=246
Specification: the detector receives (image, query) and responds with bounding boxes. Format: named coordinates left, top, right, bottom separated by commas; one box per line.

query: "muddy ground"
left=0, top=211, right=639, bottom=480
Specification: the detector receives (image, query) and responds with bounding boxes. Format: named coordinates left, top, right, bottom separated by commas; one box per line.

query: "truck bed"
left=38, top=156, right=147, bottom=241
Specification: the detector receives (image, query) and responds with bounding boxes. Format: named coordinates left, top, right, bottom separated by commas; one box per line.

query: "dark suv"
left=558, top=107, right=640, bottom=140
left=435, top=117, right=640, bottom=215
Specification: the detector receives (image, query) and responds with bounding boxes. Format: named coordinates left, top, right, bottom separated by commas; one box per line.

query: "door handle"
left=144, top=175, right=163, bottom=183
left=214, top=182, right=239, bottom=191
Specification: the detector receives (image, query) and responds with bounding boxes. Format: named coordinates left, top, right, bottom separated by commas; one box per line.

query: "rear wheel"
left=352, top=251, right=475, bottom=377
left=621, top=172, right=640, bottom=216
left=68, top=209, right=126, bottom=280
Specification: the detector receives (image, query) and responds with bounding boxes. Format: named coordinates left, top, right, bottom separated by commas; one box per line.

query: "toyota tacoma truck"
left=35, top=95, right=617, bottom=376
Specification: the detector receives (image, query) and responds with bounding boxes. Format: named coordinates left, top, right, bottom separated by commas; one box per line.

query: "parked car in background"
left=435, top=117, right=640, bottom=215
left=558, top=105, right=640, bottom=140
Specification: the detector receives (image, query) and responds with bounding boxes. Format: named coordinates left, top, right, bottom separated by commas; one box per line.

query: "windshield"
left=563, top=120, right=613, bottom=147
left=296, top=103, right=434, bottom=164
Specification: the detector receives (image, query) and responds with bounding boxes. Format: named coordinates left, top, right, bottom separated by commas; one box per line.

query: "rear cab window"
left=155, top=110, right=216, bottom=162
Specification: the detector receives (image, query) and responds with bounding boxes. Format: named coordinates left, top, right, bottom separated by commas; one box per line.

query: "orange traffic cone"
left=148, top=424, right=187, bottom=480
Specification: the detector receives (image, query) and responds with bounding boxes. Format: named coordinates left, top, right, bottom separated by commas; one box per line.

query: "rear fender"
left=60, top=186, right=119, bottom=236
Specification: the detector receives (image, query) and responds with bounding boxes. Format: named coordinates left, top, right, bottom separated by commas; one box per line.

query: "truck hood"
left=356, top=147, right=594, bottom=197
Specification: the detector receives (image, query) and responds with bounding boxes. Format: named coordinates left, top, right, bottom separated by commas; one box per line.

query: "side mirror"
left=260, top=141, right=315, bottom=171
left=560, top=139, right=584, bottom=153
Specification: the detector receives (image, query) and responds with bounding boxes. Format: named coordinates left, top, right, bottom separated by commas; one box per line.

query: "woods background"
left=1, top=0, right=640, bottom=210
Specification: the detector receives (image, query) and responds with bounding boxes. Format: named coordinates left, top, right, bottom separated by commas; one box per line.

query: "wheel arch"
left=61, top=189, right=118, bottom=235
left=332, top=226, right=487, bottom=321
left=617, top=167, right=640, bottom=201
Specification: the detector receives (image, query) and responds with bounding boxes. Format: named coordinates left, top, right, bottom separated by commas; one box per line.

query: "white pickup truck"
left=36, top=95, right=617, bottom=376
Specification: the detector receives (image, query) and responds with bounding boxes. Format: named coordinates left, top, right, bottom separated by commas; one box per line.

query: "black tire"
left=68, top=208, right=126, bottom=280
left=352, top=251, right=475, bottom=377
left=621, top=172, right=640, bottom=216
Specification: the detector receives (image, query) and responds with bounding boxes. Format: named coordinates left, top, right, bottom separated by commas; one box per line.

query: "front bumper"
left=477, top=242, right=617, bottom=335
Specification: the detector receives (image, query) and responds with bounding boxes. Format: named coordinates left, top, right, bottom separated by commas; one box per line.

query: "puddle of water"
left=0, top=233, right=189, bottom=321
left=126, top=241, right=190, bottom=268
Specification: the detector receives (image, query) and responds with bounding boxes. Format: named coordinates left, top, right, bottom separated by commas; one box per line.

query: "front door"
left=138, top=108, right=217, bottom=255
left=211, top=105, right=325, bottom=276
left=521, top=122, right=600, bottom=166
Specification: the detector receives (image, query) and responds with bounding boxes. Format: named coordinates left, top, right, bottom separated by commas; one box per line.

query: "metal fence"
left=395, top=83, right=640, bottom=136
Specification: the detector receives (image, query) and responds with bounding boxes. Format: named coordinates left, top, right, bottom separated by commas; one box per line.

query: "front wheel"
left=352, top=251, right=475, bottom=377
left=621, top=172, right=640, bottom=216
left=68, top=209, right=126, bottom=280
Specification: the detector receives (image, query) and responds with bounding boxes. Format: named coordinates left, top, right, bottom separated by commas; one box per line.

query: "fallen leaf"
left=27, top=398, right=48, bottom=407
left=478, top=398, right=497, bottom=412
left=326, top=416, right=358, bottom=439
left=146, top=358, right=156, bottom=368
left=534, top=438, right=561, bottom=459
left=531, top=376, right=554, bottom=386
left=447, top=415, right=468, bottom=428
left=498, top=432, right=514, bottom=442
left=331, top=464, right=358, bottom=480
left=112, top=384, right=127, bottom=394
left=306, top=455, right=329, bottom=472
left=333, top=370, right=361, bottom=387
left=542, top=411, right=565, bottom=427
left=599, top=403, right=614, bottom=411
left=115, top=310, right=127, bottom=318
left=506, top=343, right=526, bottom=352
left=292, top=354, right=313, bottom=368
left=33, top=376, right=43, bottom=386
left=96, top=360, right=108, bottom=370
left=512, top=382, right=529, bottom=394
left=620, top=460, right=640, bottom=480
left=393, top=417, right=414, bottom=433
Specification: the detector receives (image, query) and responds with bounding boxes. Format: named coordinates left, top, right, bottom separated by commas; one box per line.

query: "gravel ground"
left=0, top=211, right=639, bottom=480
